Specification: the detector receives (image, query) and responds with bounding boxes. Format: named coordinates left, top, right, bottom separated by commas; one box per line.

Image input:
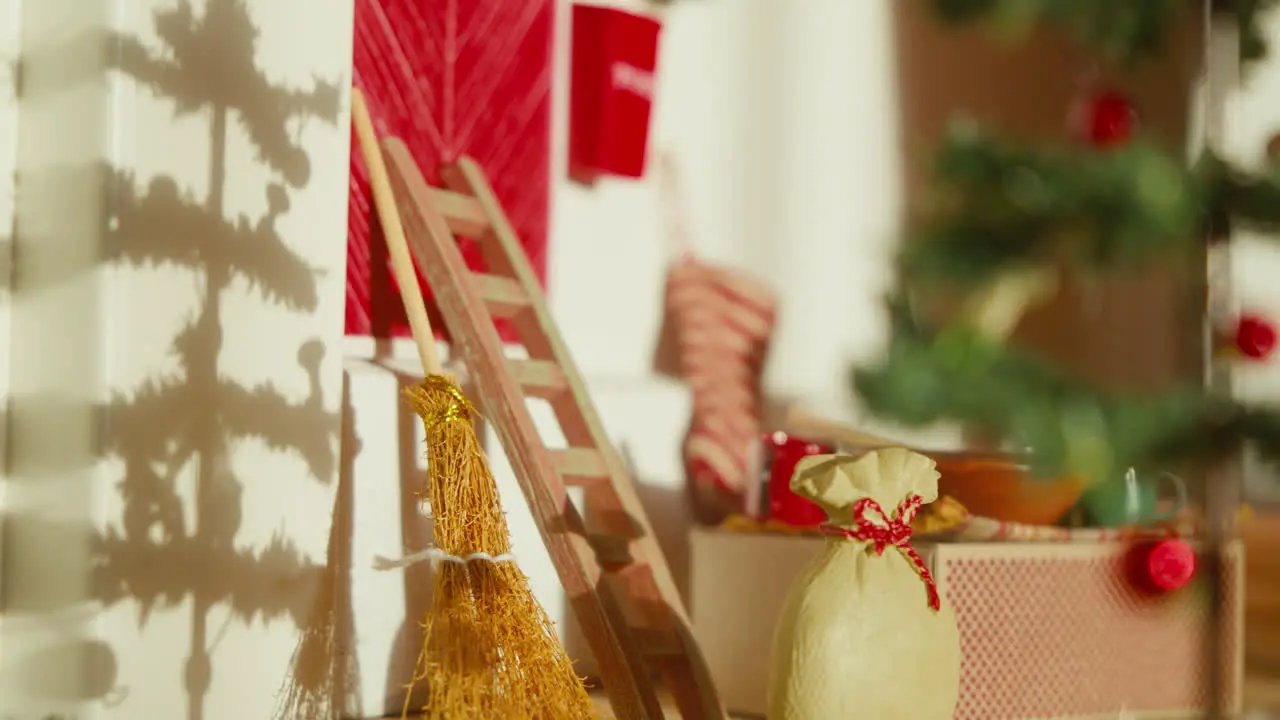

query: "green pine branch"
left=853, top=2, right=1280, bottom=487
left=899, top=121, right=1280, bottom=291
left=930, top=0, right=1274, bottom=65
left=854, top=300, right=1280, bottom=483
left=901, top=122, right=1202, bottom=288
left=1201, top=150, right=1280, bottom=233
left=862, top=123, right=1280, bottom=483
left=1223, top=0, right=1280, bottom=62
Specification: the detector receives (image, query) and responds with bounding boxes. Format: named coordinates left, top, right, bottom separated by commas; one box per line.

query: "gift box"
left=689, top=527, right=1244, bottom=718
left=745, top=432, right=834, bottom=526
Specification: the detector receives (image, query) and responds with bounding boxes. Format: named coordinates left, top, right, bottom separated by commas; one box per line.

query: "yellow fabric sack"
left=767, top=449, right=961, bottom=719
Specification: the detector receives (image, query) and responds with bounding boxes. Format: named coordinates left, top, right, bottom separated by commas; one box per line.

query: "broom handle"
left=351, top=86, right=445, bottom=377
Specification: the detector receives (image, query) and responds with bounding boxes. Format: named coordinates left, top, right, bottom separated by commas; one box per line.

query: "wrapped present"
left=691, top=519, right=1243, bottom=717
left=939, top=540, right=1241, bottom=718
left=767, top=451, right=961, bottom=719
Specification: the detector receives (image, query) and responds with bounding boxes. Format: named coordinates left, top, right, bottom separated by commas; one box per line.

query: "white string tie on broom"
left=372, top=546, right=517, bottom=571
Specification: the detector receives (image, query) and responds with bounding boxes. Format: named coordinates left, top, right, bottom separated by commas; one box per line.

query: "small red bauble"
left=1079, top=90, right=1137, bottom=147
left=1145, top=539, right=1197, bottom=592
left=1234, top=314, right=1278, bottom=360
left=1125, top=538, right=1196, bottom=595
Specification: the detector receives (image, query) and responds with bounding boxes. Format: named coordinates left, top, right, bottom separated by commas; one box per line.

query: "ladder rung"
left=509, top=359, right=568, bottom=400
left=632, top=627, right=684, bottom=658
left=587, top=533, right=634, bottom=565
left=471, top=273, right=529, bottom=319
left=602, top=563, right=672, bottom=634
left=551, top=447, right=609, bottom=486
left=424, top=186, right=488, bottom=237
left=388, top=147, right=726, bottom=718
left=385, top=143, right=696, bottom=719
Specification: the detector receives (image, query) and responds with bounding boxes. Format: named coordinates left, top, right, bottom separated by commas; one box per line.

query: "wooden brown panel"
left=1245, top=512, right=1280, bottom=678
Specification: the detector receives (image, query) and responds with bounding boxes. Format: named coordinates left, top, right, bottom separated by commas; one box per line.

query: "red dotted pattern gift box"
left=688, top=529, right=1243, bottom=718
left=938, top=542, right=1242, bottom=719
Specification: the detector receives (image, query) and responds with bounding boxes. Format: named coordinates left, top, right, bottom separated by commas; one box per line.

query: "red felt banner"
left=346, top=0, right=554, bottom=339
left=569, top=5, right=661, bottom=181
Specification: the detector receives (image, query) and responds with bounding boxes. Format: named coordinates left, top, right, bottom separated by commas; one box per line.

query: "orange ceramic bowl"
left=931, top=452, right=1085, bottom=527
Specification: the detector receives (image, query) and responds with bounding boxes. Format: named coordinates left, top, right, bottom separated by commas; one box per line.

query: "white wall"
left=1221, top=9, right=1280, bottom=502
left=0, top=1, right=353, bottom=718
left=547, top=0, right=955, bottom=443
left=2, top=0, right=113, bottom=713
left=547, top=0, right=746, bottom=382
left=0, top=0, right=19, bottom=651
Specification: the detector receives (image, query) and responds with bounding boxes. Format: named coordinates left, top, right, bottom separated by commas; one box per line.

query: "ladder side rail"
left=442, top=158, right=690, bottom=623
left=443, top=157, right=728, bottom=719
left=383, top=139, right=664, bottom=720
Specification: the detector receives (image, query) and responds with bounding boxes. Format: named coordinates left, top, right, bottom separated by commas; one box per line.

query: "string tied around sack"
left=822, top=495, right=942, bottom=612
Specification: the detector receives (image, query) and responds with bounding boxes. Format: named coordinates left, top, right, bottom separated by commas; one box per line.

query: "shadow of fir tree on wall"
left=85, top=1, right=349, bottom=718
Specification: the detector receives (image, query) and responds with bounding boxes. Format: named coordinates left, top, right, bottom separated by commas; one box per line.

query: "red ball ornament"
left=1126, top=538, right=1196, bottom=595
left=1144, top=539, right=1196, bottom=592
left=1079, top=90, right=1137, bottom=147
left=1234, top=314, right=1278, bottom=360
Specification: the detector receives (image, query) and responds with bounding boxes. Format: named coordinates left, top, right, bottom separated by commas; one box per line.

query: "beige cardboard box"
left=689, top=527, right=1244, bottom=719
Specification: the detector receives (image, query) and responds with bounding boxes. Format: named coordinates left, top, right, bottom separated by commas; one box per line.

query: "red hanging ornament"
left=1233, top=314, right=1277, bottom=360
left=1077, top=90, right=1137, bottom=147
left=1126, top=538, right=1196, bottom=594
left=1145, top=539, right=1197, bottom=592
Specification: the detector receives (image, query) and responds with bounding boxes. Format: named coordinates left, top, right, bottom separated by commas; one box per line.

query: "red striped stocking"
left=663, top=256, right=776, bottom=515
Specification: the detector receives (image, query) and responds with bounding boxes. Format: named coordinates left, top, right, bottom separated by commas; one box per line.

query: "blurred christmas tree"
left=854, top=0, right=1280, bottom=485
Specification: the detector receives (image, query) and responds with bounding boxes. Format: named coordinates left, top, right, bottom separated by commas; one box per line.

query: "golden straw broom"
left=350, top=88, right=597, bottom=719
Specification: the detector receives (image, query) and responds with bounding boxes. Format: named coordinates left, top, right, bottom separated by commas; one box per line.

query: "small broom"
left=272, top=380, right=361, bottom=720
left=350, top=88, right=598, bottom=719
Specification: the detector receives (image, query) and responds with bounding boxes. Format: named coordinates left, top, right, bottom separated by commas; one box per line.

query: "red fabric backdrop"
left=346, top=0, right=555, bottom=338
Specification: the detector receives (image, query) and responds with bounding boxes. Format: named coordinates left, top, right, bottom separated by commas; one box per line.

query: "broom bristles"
left=273, top=487, right=361, bottom=719
left=401, top=375, right=597, bottom=719
left=273, top=594, right=361, bottom=719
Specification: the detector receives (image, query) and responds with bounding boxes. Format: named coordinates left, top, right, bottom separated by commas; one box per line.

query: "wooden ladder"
left=382, top=139, right=727, bottom=720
